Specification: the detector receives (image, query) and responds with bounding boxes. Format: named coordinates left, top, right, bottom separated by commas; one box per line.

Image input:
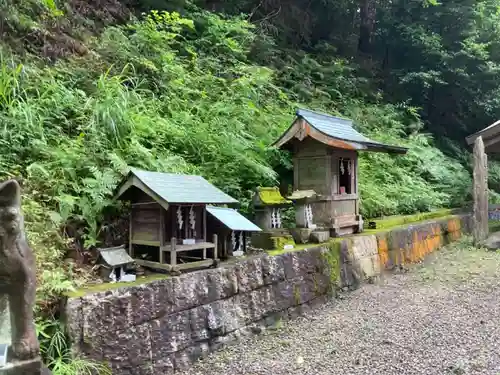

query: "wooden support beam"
left=129, top=210, right=134, bottom=258
left=213, top=233, right=218, bottom=260
left=131, top=240, right=161, bottom=247
left=135, top=259, right=174, bottom=272
left=170, top=237, right=177, bottom=266
left=203, top=206, right=207, bottom=260
left=135, top=258, right=214, bottom=272
left=177, top=259, right=215, bottom=271
left=159, top=208, right=165, bottom=264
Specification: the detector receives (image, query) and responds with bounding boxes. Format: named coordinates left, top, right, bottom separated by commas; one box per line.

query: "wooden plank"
left=203, top=206, right=207, bottom=260
left=325, top=155, right=332, bottom=195
left=161, top=242, right=215, bottom=253
left=332, top=194, right=358, bottom=201
left=129, top=210, right=134, bottom=258
left=350, top=158, right=356, bottom=195
left=131, top=201, right=159, bottom=206
left=332, top=155, right=338, bottom=195
left=131, top=239, right=160, bottom=247
left=213, top=234, right=218, bottom=260
left=293, top=156, right=299, bottom=190
left=176, top=255, right=204, bottom=261
left=159, top=208, right=165, bottom=264
left=177, top=259, right=214, bottom=271
left=134, top=258, right=173, bottom=272
left=135, top=258, right=214, bottom=272
left=132, top=224, right=160, bottom=242
left=355, top=154, right=359, bottom=215
left=170, top=237, right=177, bottom=266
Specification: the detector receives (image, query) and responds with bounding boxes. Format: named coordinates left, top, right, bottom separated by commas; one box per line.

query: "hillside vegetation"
left=0, top=0, right=491, bottom=293
left=1, top=0, right=500, bottom=371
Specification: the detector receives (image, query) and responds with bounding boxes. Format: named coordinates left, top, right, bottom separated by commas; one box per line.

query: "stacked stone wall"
left=64, top=214, right=472, bottom=374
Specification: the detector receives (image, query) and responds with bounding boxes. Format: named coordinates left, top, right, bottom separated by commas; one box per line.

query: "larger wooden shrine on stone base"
left=114, top=169, right=261, bottom=272
left=272, top=108, right=408, bottom=236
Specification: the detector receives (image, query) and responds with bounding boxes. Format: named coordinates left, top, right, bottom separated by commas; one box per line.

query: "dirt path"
left=179, top=238, right=500, bottom=375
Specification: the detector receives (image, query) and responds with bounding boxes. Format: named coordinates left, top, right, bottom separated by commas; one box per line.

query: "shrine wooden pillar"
left=472, top=136, right=488, bottom=245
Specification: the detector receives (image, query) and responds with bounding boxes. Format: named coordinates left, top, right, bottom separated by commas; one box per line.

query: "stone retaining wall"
left=64, top=214, right=472, bottom=374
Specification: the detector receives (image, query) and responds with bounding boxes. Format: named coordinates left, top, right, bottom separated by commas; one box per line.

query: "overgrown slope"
left=1, top=1, right=497, bottom=373
left=0, top=0, right=487, bottom=318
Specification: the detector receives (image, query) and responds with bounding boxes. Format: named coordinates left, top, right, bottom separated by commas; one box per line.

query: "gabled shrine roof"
left=114, top=169, right=239, bottom=206
left=272, top=108, right=408, bottom=154
left=97, top=245, right=134, bottom=267
left=207, top=206, right=262, bottom=232
left=253, top=187, right=291, bottom=207
left=466, top=119, right=500, bottom=153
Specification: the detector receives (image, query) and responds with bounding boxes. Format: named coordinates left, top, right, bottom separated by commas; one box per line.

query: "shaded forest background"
left=1, top=1, right=500, bottom=365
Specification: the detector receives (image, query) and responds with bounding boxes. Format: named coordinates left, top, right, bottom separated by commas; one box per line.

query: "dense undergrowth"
left=0, top=0, right=498, bottom=372
left=0, top=0, right=486, bottom=298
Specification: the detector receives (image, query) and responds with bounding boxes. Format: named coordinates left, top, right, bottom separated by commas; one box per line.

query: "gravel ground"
left=179, top=239, right=500, bottom=375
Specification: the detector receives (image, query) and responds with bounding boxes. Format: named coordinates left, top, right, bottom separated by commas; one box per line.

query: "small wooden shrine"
left=114, top=169, right=245, bottom=272
left=251, top=187, right=295, bottom=250
left=206, top=206, right=262, bottom=258
left=252, top=187, right=292, bottom=231
left=96, top=245, right=135, bottom=282
left=273, top=108, right=408, bottom=236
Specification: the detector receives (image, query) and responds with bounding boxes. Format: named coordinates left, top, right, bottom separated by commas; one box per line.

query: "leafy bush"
left=36, top=318, right=111, bottom=375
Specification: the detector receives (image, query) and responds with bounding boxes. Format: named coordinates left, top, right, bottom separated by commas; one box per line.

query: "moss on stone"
left=293, top=284, right=301, bottom=305
left=312, top=274, right=319, bottom=296
left=257, top=187, right=291, bottom=205
left=489, top=220, right=500, bottom=233
left=65, top=273, right=170, bottom=298
left=363, top=212, right=457, bottom=235
left=267, top=242, right=328, bottom=256
left=322, top=239, right=342, bottom=291
left=270, top=235, right=296, bottom=251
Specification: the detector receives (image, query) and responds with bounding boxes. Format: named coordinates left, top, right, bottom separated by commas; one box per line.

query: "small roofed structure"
left=114, top=168, right=239, bottom=272
left=251, top=187, right=295, bottom=250
left=252, top=187, right=292, bottom=231
left=96, top=245, right=135, bottom=282
left=287, top=190, right=318, bottom=229
left=206, top=206, right=262, bottom=258
left=273, top=108, right=408, bottom=237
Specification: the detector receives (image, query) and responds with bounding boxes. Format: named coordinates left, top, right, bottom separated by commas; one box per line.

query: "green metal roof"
left=118, top=169, right=238, bottom=205
left=273, top=108, right=408, bottom=154
left=207, top=206, right=262, bottom=232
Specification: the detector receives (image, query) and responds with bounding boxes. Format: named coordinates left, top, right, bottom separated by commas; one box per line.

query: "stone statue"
left=0, top=179, right=39, bottom=362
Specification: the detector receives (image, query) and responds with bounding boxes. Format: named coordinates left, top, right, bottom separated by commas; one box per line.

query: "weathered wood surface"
left=473, top=136, right=489, bottom=245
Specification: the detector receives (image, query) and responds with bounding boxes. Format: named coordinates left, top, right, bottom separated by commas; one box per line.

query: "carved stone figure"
left=0, top=179, right=39, bottom=361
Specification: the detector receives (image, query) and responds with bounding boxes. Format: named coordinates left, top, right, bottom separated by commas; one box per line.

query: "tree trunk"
left=358, top=0, right=377, bottom=54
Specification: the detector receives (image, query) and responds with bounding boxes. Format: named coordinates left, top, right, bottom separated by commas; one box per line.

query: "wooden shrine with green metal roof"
left=273, top=108, right=408, bottom=237
left=114, top=169, right=261, bottom=272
